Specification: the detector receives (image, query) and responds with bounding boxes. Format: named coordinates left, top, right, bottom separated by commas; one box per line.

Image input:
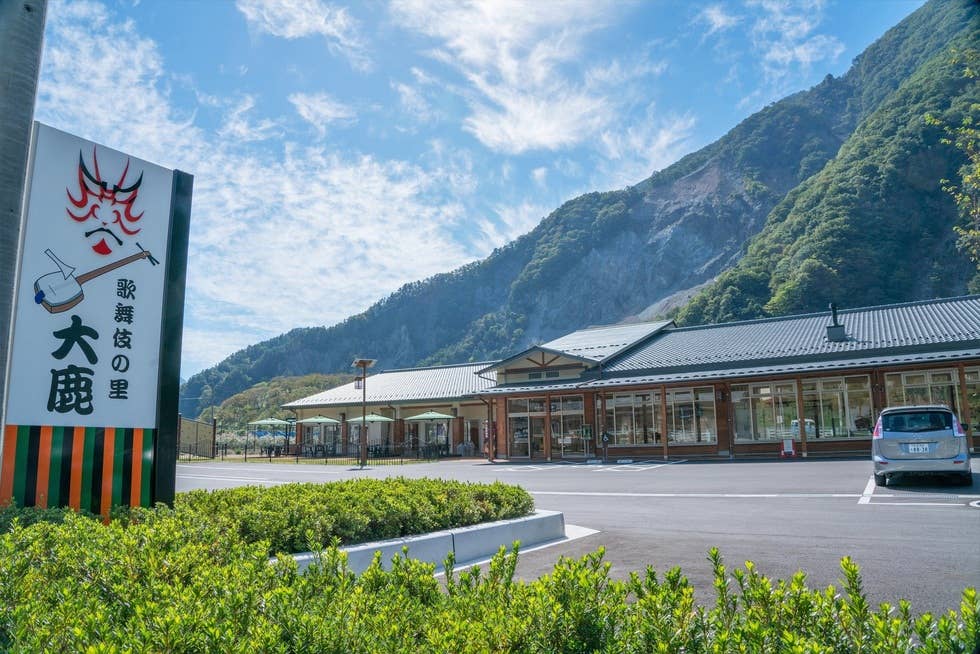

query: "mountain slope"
left=180, top=0, right=976, bottom=418
left=678, top=10, right=979, bottom=325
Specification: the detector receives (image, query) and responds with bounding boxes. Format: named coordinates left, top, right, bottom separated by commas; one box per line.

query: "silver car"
left=872, top=405, right=972, bottom=487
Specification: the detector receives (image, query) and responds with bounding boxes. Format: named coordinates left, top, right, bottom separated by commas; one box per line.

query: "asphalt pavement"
left=176, top=455, right=980, bottom=616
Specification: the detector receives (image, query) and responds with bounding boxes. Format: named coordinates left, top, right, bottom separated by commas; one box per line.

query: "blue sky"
left=34, top=0, right=924, bottom=378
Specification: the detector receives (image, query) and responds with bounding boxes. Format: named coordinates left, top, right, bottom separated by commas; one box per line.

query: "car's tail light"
left=954, top=415, right=966, bottom=437
left=872, top=418, right=882, bottom=439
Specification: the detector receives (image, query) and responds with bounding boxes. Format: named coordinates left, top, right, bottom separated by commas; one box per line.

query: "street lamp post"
left=352, top=358, right=376, bottom=468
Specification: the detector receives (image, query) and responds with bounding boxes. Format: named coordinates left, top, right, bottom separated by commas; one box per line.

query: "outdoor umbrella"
left=346, top=413, right=394, bottom=423
left=404, top=411, right=454, bottom=421
left=297, top=415, right=341, bottom=424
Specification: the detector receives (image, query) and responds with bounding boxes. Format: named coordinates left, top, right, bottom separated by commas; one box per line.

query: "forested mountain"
left=181, top=0, right=978, bottom=418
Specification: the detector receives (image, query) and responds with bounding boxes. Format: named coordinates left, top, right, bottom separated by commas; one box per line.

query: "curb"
left=287, top=510, right=566, bottom=574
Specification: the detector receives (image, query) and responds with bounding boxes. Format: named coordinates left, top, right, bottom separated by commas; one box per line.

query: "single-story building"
left=282, top=362, right=497, bottom=457
left=284, top=295, right=980, bottom=460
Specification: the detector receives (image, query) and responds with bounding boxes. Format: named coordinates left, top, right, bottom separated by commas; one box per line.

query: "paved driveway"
left=177, top=456, right=979, bottom=615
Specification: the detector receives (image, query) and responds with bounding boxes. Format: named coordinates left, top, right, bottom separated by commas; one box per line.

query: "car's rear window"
left=882, top=411, right=952, bottom=432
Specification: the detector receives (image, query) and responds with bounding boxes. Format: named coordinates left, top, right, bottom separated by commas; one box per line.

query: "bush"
left=0, top=515, right=976, bottom=653
left=164, top=478, right=535, bottom=555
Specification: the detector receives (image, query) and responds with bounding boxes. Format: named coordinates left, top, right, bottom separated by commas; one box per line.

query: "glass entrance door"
left=530, top=417, right=546, bottom=458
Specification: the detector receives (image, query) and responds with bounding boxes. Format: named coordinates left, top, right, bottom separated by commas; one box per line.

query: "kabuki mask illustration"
left=67, top=148, right=144, bottom=256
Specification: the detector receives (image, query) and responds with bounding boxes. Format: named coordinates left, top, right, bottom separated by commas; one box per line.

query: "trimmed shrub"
left=0, top=480, right=975, bottom=652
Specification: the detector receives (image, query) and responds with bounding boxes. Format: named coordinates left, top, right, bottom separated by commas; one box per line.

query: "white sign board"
left=5, top=123, right=175, bottom=429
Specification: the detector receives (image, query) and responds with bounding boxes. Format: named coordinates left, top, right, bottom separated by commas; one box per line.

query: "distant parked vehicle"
left=871, top=405, right=972, bottom=487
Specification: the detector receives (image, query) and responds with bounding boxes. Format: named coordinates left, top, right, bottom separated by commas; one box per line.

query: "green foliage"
left=202, top=373, right=354, bottom=435
left=679, top=16, right=980, bottom=326
left=927, top=48, right=980, bottom=290
left=1, top=514, right=976, bottom=653
left=167, top=478, right=535, bottom=555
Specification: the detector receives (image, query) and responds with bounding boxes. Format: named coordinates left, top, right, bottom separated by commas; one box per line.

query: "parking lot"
left=177, top=456, right=979, bottom=615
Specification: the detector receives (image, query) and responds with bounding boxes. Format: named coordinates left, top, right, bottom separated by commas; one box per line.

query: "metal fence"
left=177, top=415, right=215, bottom=461
left=236, top=441, right=443, bottom=466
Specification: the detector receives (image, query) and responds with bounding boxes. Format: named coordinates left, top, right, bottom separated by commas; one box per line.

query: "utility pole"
left=0, top=0, right=47, bottom=434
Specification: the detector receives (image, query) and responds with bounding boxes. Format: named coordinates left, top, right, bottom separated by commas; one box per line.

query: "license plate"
left=907, top=443, right=930, bottom=454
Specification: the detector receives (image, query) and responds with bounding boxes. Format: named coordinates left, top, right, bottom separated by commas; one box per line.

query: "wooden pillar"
left=394, top=419, right=405, bottom=448
left=583, top=392, right=596, bottom=455
left=661, top=385, right=669, bottom=460
left=871, top=369, right=886, bottom=415
left=957, top=364, right=975, bottom=452
left=715, top=384, right=730, bottom=456
left=452, top=417, right=463, bottom=451
left=544, top=395, right=553, bottom=461
left=795, top=377, right=808, bottom=457
left=495, top=398, right=508, bottom=458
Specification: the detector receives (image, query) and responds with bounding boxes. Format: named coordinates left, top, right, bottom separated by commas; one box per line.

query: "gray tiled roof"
left=283, top=362, right=496, bottom=408
left=604, top=296, right=980, bottom=373
left=540, top=320, right=672, bottom=362
left=585, top=347, right=980, bottom=390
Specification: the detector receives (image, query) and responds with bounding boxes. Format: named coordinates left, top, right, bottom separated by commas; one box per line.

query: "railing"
left=177, top=416, right=215, bottom=461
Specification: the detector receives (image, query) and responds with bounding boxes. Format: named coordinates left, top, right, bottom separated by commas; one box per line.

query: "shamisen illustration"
left=33, top=242, right=158, bottom=313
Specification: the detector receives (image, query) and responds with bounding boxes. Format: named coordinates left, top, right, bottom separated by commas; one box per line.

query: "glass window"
left=666, top=387, right=716, bottom=444
left=551, top=395, right=587, bottom=456
left=602, top=392, right=663, bottom=446
left=884, top=369, right=960, bottom=414
left=507, top=396, right=546, bottom=457
left=965, top=367, right=980, bottom=436
left=733, top=382, right=799, bottom=442
left=800, top=376, right=872, bottom=439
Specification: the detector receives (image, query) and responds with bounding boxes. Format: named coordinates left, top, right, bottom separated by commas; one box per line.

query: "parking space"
left=177, top=456, right=979, bottom=614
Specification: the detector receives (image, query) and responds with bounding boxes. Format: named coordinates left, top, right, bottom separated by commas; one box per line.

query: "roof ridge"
left=379, top=361, right=498, bottom=373
left=669, top=294, right=980, bottom=333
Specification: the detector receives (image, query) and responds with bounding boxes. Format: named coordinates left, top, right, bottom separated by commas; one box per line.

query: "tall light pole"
left=0, top=0, right=47, bottom=435
left=352, top=358, right=376, bottom=468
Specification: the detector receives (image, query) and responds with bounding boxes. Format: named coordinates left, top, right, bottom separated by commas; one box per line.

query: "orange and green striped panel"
left=0, top=424, right=154, bottom=516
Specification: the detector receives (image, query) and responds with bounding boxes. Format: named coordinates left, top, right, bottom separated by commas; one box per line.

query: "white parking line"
left=858, top=475, right=877, bottom=505
left=531, top=491, right=862, bottom=499
left=178, top=474, right=285, bottom=484
left=591, top=459, right=687, bottom=472
left=866, top=502, right=965, bottom=507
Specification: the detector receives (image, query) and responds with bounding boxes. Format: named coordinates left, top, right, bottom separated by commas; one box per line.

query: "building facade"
left=282, top=362, right=497, bottom=457
left=284, top=296, right=980, bottom=461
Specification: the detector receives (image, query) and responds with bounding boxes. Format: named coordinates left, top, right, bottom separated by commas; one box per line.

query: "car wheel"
left=874, top=472, right=887, bottom=487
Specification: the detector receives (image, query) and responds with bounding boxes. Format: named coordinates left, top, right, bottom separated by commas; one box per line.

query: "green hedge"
left=0, top=510, right=975, bottom=653
left=167, top=478, right=535, bottom=555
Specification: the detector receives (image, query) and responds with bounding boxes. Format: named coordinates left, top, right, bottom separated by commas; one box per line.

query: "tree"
left=927, top=48, right=980, bottom=291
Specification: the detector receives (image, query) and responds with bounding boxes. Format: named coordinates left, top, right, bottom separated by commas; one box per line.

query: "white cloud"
left=236, top=0, right=371, bottom=71
left=289, top=92, right=356, bottom=136
left=391, top=81, right=435, bottom=124
left=391, top=0, right=662, bottom=155
left=697, top=5, right=741, bottom=37
left=478, top=201, right=549, bottom=249
left=37, top=0, right=476, bottom=376
left=748, top=0, right=844, bottom=81
left=598, top=108, right=698, bottom=188
left=531, top=166, right=548, bottom=188
left=220, top=95, right=282, bottom=142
